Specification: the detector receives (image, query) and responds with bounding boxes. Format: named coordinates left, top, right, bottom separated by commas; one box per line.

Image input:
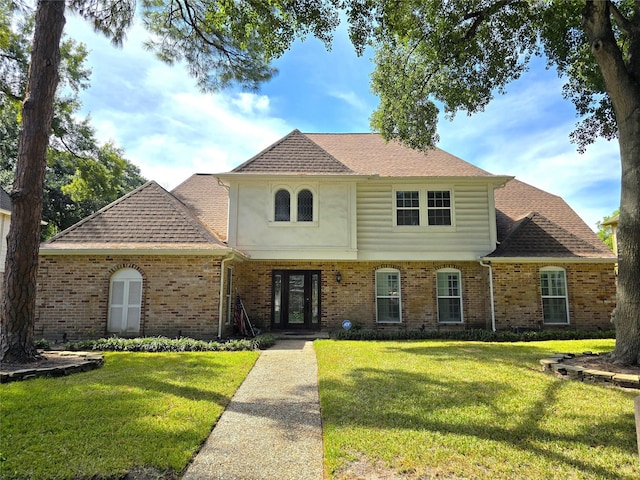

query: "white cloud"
left=65, top=13, right=620, bottom=231
left=65, top=16, right=293, bottom=189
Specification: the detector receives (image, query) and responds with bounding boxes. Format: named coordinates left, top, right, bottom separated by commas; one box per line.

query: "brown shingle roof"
left=172, top=174, right=229, bottom=242
left=489, top=212, right=607, bottom=258
left=228, top=130, right=493, bottom=177
left=233, top=130, right=353, bottom=174
left=43, top=181, right=226, bottom=250
left=492, top=180, right=614, bottom=259
left=0, top=187, right=11, bottom=212
left=305, top=132, right=494, bottom=177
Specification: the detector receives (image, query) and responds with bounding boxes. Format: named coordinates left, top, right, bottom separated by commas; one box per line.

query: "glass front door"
left=272, top=270, right=321, bottom=329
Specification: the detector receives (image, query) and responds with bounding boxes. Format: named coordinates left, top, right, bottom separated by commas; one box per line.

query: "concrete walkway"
left=182, top=339, right=323, bottom=480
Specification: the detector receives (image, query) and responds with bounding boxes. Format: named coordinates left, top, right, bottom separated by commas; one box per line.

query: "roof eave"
left=215, top=173, right=514, bottom=183
left=481, top=255, right=617, bottom=264
left=39, top=246, right=240, bottom=257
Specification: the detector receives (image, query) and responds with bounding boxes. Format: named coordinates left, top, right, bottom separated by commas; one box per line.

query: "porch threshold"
left=273, top=330, right=330, bottom=340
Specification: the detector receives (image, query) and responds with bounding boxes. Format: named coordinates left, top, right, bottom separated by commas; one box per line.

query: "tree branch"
left=461, top=0, right=521, bottom=41
left=608, top=0, right=632, bottom=34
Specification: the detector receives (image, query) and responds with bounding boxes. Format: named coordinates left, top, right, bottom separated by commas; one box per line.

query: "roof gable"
left=172, top=174, right=229, bottom=242
left=489, top=212, right=607, bottom=258
left=493, top=180, right=614, bottom=259
left=233, top=129, right=353, bottom=174
left=305, top=133, right=494, bottom=177
left=44, top=181, right=225, bottom=249
left=0, top=187, right=11, bottom=212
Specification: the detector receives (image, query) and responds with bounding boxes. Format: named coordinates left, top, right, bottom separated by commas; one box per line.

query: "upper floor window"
left=272, top=185, right=316, bottom=223
left=297, top=189, right=313, bottom=222
left=540, top=267, right=569, bottom=324
left=436, top=269, right=463, bottom=323
left=393, top=187, right=453, bottom=227
left=427, top=191, right=452, bottom=226
left=396, top=191, right=420, bottom=226
left=274, top=189, right=291, bottom=221
left=376, top=268, right=402, bottom=323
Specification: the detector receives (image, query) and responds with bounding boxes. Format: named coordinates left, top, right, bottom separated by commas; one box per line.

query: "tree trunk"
left=583, top=1, right=640, bottom=365
left=0, top=0, right=66, bottom=362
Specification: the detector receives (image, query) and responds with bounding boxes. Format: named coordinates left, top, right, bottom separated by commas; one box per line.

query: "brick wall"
left=232, top=260, right=492, bottom=332
left=491, top=262, right=616, bottom=330
left=35, top=255, right=617, bottom=341
left=35, top=254, right=222, bottom=341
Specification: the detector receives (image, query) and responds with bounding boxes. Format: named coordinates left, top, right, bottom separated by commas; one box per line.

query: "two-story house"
left=35, top=130, right=616, bottom=340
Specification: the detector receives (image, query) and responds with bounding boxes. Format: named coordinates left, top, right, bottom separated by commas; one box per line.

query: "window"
left=437, top=269, right=463, bottom=323
left=428, top=191, right=452, bottom=226
left=396, top=190, right=420, bottom=225
left=540, top=267, right=569, bottom=324
left=297, top=189, right=313, bottom=222
left=274, top=189, right=290, bottom=221
left=376, top=268, right=402, bottom=323
left=108, top=268, right=143, bottom=334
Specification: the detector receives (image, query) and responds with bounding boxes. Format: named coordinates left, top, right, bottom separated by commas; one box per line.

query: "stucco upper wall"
left=228, top=180, right=357, bottom=259
left=227, top=177, right=497, bottom=261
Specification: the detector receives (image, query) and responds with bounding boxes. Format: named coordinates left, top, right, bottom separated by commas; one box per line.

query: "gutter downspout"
left=479, top=259, right=496, bottom=332
left=218, top=253, right=235, bottom=339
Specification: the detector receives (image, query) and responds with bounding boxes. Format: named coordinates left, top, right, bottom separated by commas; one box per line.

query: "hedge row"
left=333, top=328, right=616, bottom=342
left=57, top=334, right=276, bottom=352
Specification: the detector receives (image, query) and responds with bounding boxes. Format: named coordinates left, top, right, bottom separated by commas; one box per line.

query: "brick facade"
left=491, top=262, right=616, bottom=330
left=35, top=255, right=223, bottom=341
left=35, top=255, right=616, bottom=341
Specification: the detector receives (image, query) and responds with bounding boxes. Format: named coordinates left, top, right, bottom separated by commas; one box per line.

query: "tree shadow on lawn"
left=320, top=366, right=637, bottom=479
left=0, top=354, right=249, bottom=478
left=382, top=340, right=617, bottom=372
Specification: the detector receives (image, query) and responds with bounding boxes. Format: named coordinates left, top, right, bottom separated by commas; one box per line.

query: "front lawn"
left=316, top=339, right=639, bottom=479
left=0, top=351, right=258, bottom=479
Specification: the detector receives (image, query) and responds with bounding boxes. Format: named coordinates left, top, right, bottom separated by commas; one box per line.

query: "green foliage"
left=64, top=334, right=276, bottom=352
left=139, top=0, right=339, bottom=91
left=316, top=339, right=638, bottom=479
left=334, top=328, right=616, bottom=342
left=0, top=2, right=146, bottom=238
left=364, top=0, right=627, bottom=152
left=597, top=209, right=619, bottom=251
left=0, top=351, right=257, bottom=478
left=33, top=338, right=50, bottom=350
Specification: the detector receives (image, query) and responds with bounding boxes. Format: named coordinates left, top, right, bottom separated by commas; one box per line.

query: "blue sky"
left=64, top=13, right=621, bottom=231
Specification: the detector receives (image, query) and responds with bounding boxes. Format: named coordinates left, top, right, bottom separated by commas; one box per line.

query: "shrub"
left=333, top=328, right=616, bottom=342
left=34, top=338, right=51, bottom=350
left=64, top=334, right=277, bottom=353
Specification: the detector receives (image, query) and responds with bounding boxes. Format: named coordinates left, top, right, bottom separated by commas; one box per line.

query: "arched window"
left=274, top=189, right=291, bottom=221
left=376, top=268, right=401, bottom=323
left=540, top=267, right=569, bottom=324
left=297, top=189, right=313, bottom=222
left=436, top=268, right=463, bottom=323
left=108, top=268, right=143, bottom=334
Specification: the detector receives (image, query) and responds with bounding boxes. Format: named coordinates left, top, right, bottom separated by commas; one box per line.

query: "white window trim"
left=108, top=268, right=143, bottom=334
left=540, top=267, right=570, bottom=325
left=269, top=184, right=318, bottom=226
left=436, top=268, right=464, bottom=324
left=392, top=185, right=455, bottom=230
left=375, top=268, right=402, bottom=323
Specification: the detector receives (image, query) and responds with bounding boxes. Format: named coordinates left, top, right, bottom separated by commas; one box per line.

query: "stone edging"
left=540, top=353, right=640, bottom=390
left=0, top=351, right=104, bottom=384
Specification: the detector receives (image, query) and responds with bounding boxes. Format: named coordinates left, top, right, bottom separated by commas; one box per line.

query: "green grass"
left=316, top=339, right=639, bottom=480
left=0, top=351, right=258, bottom=479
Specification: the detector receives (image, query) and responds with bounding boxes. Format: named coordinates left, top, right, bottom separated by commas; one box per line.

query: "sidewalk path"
left=182, top=339, right=323, bottom=480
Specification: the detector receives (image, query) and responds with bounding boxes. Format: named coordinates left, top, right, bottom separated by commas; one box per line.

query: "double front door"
left=272, top=270, right=320, bottom=330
